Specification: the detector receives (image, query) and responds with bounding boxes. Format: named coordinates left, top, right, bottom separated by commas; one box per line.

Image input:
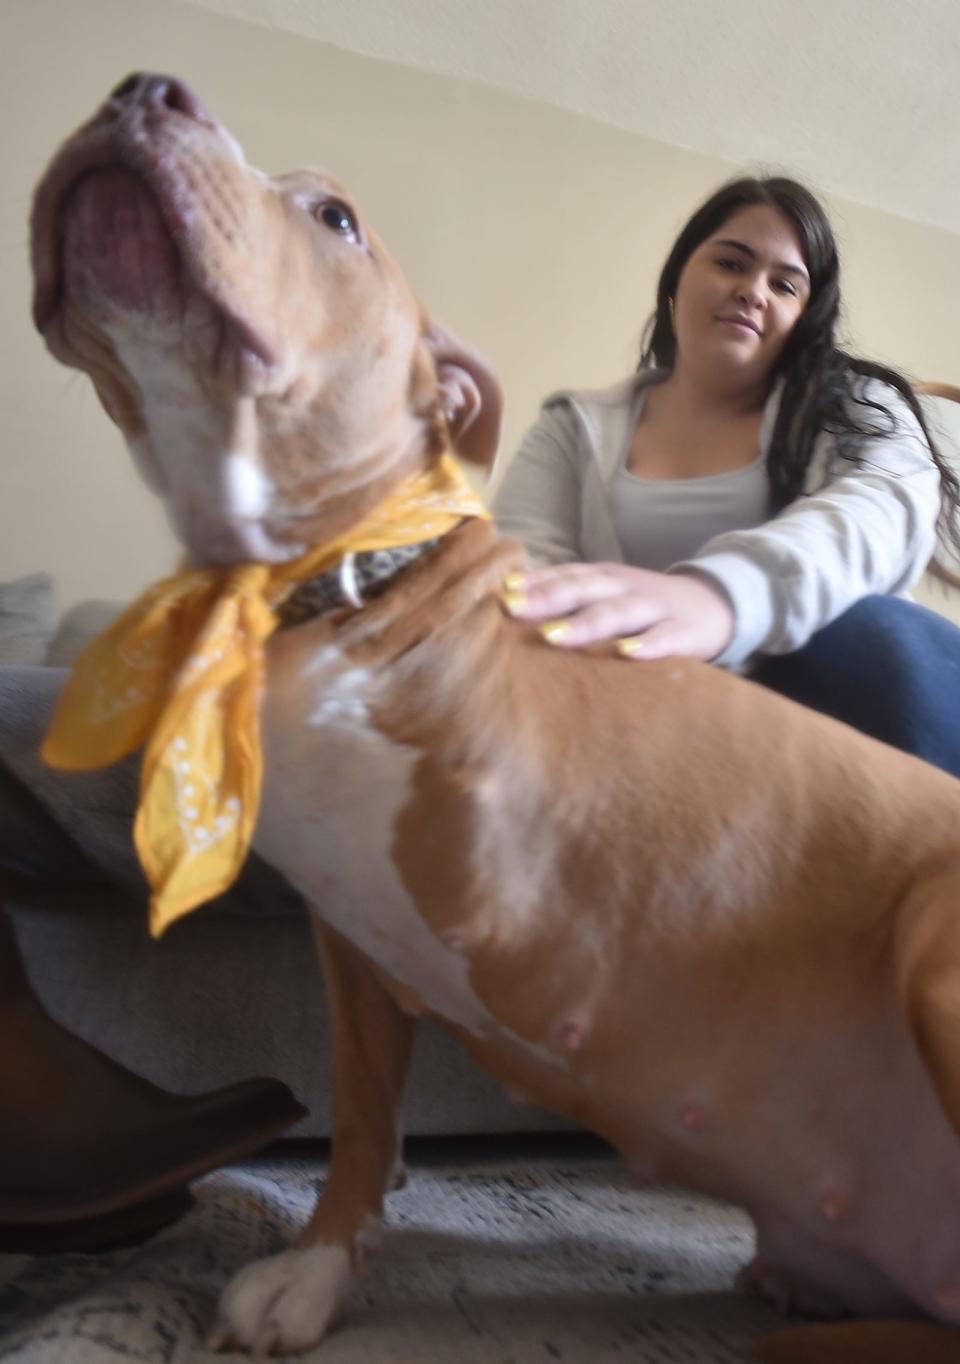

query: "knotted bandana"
left=43, top=455, right=488, bottom=937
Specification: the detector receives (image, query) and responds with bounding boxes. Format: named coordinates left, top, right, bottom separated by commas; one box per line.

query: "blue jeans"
left=749, top=595, right=960, bottom=779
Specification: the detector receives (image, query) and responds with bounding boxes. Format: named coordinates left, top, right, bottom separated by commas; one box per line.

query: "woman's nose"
left=735, top=275, right=766, bottom=309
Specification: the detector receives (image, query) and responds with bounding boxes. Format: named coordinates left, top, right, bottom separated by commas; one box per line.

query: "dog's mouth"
left=31, top=132, right=277, bottom=381
left=58, top=165, right=183, bottom=319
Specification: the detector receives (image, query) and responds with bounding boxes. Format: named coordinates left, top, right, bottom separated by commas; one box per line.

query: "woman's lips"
left=716, top=316, right=760, bottom=337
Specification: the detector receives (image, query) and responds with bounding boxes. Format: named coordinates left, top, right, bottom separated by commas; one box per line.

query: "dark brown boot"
left=0, top=903, right=307, bottom=1250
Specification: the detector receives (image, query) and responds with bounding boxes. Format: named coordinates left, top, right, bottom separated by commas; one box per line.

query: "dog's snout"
left=107, top=73, right=213, bottom=126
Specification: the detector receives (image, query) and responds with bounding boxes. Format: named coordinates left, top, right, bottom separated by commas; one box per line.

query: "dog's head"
left=30, top=73, right=501, bottom=566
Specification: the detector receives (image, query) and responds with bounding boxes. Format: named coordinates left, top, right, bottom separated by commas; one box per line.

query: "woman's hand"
left=501, top=563, right=735, bottom=662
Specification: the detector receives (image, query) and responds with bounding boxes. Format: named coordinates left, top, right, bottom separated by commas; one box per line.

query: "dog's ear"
left=419, top=319, right=503, bottom=471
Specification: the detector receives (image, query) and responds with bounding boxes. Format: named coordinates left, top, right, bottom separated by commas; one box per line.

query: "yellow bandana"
left=43, top=455, right=488, bottom=938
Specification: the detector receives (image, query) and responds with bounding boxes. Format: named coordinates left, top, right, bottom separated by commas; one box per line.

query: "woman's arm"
left=680, top=381, right=940, bottom=667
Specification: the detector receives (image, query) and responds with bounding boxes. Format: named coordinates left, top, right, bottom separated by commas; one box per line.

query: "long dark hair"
left=639, top=175, right=960, bottom=574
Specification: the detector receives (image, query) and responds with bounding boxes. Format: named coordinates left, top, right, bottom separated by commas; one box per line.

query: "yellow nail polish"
left=540, top=620, right=572, bottom=644
left=503, top=571, right=527, bottom=592
left=616, top=636, right=645, bottom=657
left=502, top=590, right=528, bottom=614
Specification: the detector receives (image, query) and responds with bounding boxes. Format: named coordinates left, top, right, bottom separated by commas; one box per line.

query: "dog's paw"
left=208, top=1245, right=353, bottom=1356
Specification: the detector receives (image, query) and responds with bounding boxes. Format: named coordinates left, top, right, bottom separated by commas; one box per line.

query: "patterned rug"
left=0, top=1145, right=781, bottom=1362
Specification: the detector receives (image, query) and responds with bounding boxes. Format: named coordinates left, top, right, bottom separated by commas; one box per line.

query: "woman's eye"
left=717, top=257, right=742, bottom=271
left=775, top=279, right=798, bottom=296
left=316, top=201, right=359, bottom=241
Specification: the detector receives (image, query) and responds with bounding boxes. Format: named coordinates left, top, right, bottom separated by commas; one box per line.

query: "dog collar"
left=277, top=537, right=442, bottom=628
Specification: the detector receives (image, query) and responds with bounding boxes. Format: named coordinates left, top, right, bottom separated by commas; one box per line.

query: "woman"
left=494, top=176, right=960, bottom=776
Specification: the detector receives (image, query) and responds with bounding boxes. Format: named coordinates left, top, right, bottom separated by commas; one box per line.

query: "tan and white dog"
left=28, top=75, right=960, bottom=1364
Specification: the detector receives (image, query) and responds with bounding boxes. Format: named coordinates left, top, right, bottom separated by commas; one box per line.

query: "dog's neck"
left=276, top=536, right=443, bottom=627
left=102, top=313, right=442, bottom=572
left=111, top=327, right=461, bottom=625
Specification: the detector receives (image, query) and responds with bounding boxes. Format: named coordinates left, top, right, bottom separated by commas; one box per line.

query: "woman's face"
left=672, top=203, right=811, bottom=388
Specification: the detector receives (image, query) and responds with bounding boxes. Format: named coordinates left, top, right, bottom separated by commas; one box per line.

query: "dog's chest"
left=256, top=635, right=494, bottom=1032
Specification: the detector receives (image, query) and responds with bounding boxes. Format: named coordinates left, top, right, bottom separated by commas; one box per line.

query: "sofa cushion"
left=0, top=573, right=57, bottom=666
left=45, top=598, right=123, bottom=667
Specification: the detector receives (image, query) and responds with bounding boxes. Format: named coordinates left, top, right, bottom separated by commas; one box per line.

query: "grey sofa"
left=1, top=573, right=563, bottom=1139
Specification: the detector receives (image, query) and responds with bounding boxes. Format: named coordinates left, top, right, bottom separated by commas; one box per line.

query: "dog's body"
left=29, top=75, right=960, bottom=1361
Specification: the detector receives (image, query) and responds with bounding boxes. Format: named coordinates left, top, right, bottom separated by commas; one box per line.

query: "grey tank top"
left=611, top=389, right=775, bottom=571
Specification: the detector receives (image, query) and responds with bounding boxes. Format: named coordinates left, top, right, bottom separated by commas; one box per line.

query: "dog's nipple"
left=818, top=1186, right=850, bottom=1225
left=679, top=1100, right=708, bottom=1135
left=557, top=1018, right=586, bottom=1051
left=934, top=1281, right=960, bottom=1314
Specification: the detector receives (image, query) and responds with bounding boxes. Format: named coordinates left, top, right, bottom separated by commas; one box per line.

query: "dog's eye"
left=316, top=200, right=359, bottom=242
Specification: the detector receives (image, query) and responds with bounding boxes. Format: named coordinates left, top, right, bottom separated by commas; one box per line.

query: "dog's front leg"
left=210, top=920, right=415, bottom=1357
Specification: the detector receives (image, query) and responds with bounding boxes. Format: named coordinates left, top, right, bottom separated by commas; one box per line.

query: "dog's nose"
left=107, top=73, right=213, bottom=125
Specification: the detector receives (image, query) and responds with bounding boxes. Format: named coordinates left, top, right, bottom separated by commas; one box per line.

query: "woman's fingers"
left=502, top=564, right=629, bottom=621
left=618, top=578, right=734, bottom=661
left=617, top=620, right=688, bottom=660
left=501, top=565, right=735, bottom=662
left=536, top=596, right=662, bottom=647
left=502, top=565, right=665, bottom=647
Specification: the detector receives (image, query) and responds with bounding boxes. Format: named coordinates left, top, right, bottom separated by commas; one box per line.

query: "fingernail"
left=616, top=636, right=645, bottom=657
left=502, top=590, right=527, bottom=614
left=503, top=571, right=527, bottom=592
left=540, top=620, right=572, bottom=644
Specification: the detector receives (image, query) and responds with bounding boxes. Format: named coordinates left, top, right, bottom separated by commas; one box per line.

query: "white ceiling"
left=189, top=0, right=960, bottom=235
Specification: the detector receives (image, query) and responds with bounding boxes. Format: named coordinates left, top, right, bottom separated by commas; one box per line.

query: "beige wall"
left=2, top=0, right=959, bottom=617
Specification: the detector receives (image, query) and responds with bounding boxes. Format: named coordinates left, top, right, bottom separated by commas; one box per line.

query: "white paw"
left=208, top=1244, right=353, bottom=1356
